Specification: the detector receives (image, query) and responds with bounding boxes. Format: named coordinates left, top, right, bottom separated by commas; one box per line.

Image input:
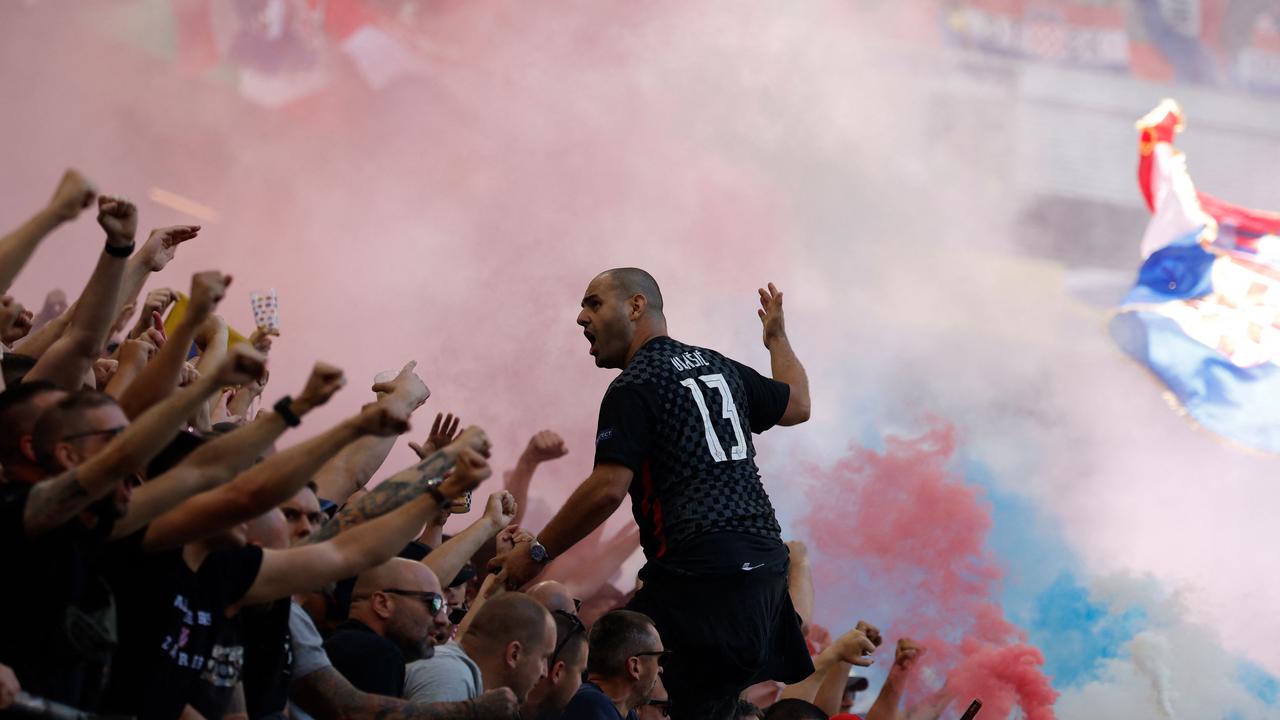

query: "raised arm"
left=116, top=225, right=199, bottom=317
left=758, top=282, right=810, bottom=426
left=780, top=624, right=878, bottom=707
left=501, top=429, right=568, bottom=527
left=140, top=390, right=412, bottom=551
left=423, top=491, right=516, bottom=586
left=865, top=639, right=925, bottom=720
left=111, top=359, right=342, bottom=541
left=21, top=361, right=225, bottom=538
left=239, top=446, right=491, bottom=607
left=119, top=271, right=228, bottom=418
left=25, top=196, right=137, bottom=389
left=0, top=170, right=96, bottom=295
left=491, top=462, right=633, bottom=590
left=312, top=362, right=430, bottom=505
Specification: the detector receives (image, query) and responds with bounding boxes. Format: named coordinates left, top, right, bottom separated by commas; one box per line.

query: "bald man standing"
left=493, top=269, right=814, bottom=720
left=323, top=558, right=450, bottom=697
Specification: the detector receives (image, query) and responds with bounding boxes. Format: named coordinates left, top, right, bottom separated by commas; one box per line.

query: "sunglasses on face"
left=381, top=588, right=445, bottom=615
left=62, top=426, right=126, bottom=442
left=646, top=699, right=671, bottom=717
left=635, top=649, right=672, bottom=667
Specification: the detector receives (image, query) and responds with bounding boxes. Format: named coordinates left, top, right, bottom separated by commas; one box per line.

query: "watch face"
left=530, top=543, right=549, bottom=563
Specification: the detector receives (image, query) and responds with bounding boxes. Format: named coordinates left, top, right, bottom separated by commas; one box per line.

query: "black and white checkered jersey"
left=593, top=336, right=791, bottom=562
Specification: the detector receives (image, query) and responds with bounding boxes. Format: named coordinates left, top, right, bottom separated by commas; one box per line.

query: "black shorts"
left=627, top=560, right=813, bottom=720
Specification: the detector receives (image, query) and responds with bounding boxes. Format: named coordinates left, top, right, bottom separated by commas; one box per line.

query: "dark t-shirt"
left=593, top=337, right=790, bottom=574
left=0, top=482, right=119, bottom=707
left=323, top=619, right=406, bottom=697
left=241, top=598, right=293, bottom=720
left=560, top=681, right=638, bottom=720
left=100, top=538, right=263, bottom=720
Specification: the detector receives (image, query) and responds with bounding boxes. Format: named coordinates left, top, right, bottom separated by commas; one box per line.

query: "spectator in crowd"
left=521, top=609, right=588, bottom=720
left=733, top=698, right=764, bottom=720
left=280, top=481, right=327, bottom=545
left=0, top=380, right=66, bottom=484
left=403, top=592, right=555, bottom=705
left=636, top=677, right=669, bottom=720
left=762, top=699, right=828, bottom=720
left=527, top=580, right=578, bottom=615
left=561, top=609, right=666, bottom=720
left=326, top=558, right=451, bottom=697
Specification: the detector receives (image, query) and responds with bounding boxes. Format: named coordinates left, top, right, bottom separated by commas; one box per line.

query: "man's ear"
left=53, top=442, right=79, bottom=472
left=19, top=434, right=37, bottom=463
left=629, top=294, right=647, bottom=320
left=550, top=659, right=566, bottom=684
left=372, top=592, right=395, bottom=620
left=627, top=656, right=642, bottom=680
left=506, top=640, right=523, bottom=670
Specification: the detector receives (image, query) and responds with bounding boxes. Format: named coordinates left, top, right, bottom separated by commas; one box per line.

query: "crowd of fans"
left=0, top=170, right=957, bottom=720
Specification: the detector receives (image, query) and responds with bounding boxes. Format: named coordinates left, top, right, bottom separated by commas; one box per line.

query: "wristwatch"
left=529, top=540, right=550, bottom=564
left=424, top=476, right=447, bottom=507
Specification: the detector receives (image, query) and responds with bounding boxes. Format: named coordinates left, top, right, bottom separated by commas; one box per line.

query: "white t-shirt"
left=402, top=641, right=484, bottom=703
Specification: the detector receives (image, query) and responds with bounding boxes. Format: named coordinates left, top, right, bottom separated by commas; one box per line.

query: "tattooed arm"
left=306, top=426, right=491, bottom=545
left=236, top=448, right=491, bottom=607
left=21, top=366, right=231, bottom=538
left=290, top=666, right=519, bottom=720
left=138, top=397, right=406, bottom=551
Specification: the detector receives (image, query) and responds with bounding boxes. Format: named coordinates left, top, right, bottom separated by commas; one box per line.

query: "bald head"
left=465, top=593, right=554, bottom=652
left=354, top=558, right=441, bottom=598
left=527, top=581, right=576, bottom=615
left=600, top=268, right=663, bottom=316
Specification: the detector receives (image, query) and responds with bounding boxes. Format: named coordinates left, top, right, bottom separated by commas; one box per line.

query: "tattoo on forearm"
left=301, top=668, right=480, bottom=720
left=306, top=451, right=454, bottom=545
left=24, top=468, right=90, bottom=535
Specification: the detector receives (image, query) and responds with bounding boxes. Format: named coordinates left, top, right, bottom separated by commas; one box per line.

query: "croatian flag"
left=1111, top=99, right=1280, bottom=453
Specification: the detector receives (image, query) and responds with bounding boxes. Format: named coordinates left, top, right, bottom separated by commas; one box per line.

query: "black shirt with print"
left=0, top=482, right=120, bottom=707
left=99, top=537, right=263, bottom=720
left=593, top=336, right=791, bottom=575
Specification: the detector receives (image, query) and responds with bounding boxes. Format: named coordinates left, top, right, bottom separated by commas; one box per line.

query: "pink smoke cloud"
left=803, top=420, right=1057, bottom=719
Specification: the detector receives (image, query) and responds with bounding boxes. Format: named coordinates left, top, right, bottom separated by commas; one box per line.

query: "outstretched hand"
left=409, top=412, right=462, bottom=458
left=137, top=225, right=200, bottom=272
left=832, top=625, right=878, bottom=667
left=757, top=282, right=787, bottom=348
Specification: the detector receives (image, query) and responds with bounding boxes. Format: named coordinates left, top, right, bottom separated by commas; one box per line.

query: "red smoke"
left=802, top=420, right=1057, bottom=719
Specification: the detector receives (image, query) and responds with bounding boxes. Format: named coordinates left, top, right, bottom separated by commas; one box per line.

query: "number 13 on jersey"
left=681, top=373, right=748, bottom=462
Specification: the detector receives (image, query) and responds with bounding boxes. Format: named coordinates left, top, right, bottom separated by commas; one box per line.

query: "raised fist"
left=449, top=426, right=492, bottom=458
left=832, top=626, right=877, bottom=667
left=523, top=430, right=568, bottom=463
left=441, top=447, right=491, bottom=499
left=355, top=401, right=412, bottom=437
left=212, top=345, right=268, bottom=387
left=483, top=491, right=518, bottom=528
left=297, top=363, right=346, bottom=411
left=470, top=688, right=519, bottom=720
left=48, top=169, right=97, bottom=222
left=188, top=271, right=231, bottom=322
left=97, top=196, right=138, bottom=246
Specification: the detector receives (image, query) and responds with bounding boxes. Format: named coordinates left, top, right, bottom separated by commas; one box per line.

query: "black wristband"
left=273, top=396, right=302, bottom=427
left=104, top=241, right=135, bottom=258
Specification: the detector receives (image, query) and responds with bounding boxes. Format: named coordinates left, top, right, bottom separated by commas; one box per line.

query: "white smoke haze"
left=2, top=1, right=1279, bottom=713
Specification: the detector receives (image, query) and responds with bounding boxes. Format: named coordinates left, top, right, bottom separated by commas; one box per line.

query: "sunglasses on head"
left=550, top=609, right=586, bottom=667
left=381, top=588, right=445, bottom=615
